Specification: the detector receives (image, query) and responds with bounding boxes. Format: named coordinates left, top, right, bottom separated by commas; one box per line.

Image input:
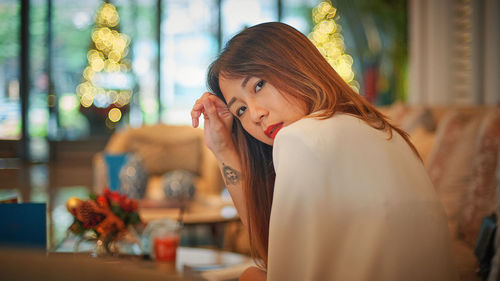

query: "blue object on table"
left=0, top=203, right=47, bottom=248
left=104, top=153, right=129, bottom=191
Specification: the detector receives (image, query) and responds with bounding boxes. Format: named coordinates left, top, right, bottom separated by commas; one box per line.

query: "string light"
left=309, top=1, right=359, bottom=92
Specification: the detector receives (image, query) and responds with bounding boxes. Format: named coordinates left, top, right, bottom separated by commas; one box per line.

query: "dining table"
left=0, top=184, right=251, bottom=281
left=1, top=245, right=254, bottom=281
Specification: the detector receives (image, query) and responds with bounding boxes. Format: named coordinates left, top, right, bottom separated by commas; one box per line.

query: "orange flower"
left=75, top=200, right=106, bottom=228
left=108, top=191, right=121, bottom=204
left=131, top=200, right=138, bottom=211
left=95, top=211, right=126, bottom=237
left=66, top=189, right=141, bottom=239
left=103, top=187, right=111, bottom=196
left=96, top=195, right=109, bottom=208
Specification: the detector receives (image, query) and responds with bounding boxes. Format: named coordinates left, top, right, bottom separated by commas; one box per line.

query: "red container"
left=154, top=235, right=180, bottom=262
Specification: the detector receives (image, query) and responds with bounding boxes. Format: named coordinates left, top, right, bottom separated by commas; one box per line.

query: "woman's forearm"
left=215, top=150, right=248, bottom=229
left=239, top=266, right=267, bottom=281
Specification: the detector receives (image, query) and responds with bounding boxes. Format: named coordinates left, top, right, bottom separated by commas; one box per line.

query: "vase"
left=73, top=227, right=142, bottom=257
left=73, top=231, right=119, bottom=258
left=92, top=238, right=119, bottom=257
left=112, top=226, right=143, bottom=256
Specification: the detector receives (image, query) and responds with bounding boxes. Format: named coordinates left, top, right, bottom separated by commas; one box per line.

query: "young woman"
left=191, top=22, right=458, bottom=281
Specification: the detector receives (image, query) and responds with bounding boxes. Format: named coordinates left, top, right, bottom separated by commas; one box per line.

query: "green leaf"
left=128, top=212, right=140, bottom=225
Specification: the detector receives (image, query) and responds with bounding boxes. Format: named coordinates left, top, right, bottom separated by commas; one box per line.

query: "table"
left=57, top=245, right=252, bottom=279
left=139, top=195, right=240, bottom=248
left=47, top=212, right=252, bottom=281
left=2, top=246, right=253, bottom=281
left=139, top=196, right=239, bottom=225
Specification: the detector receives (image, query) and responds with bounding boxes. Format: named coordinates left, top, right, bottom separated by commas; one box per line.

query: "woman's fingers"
left=191, top=92, right=233, bottom=130
left=191, top=94, right=210, bottom=127
left=191, top=103, right=204, bottom=128
left=191, top=93, right=236, bottom=155
left=207, top=95, right=233, bottom=130
left=191, top=92, right=221, bottom=128
left=202, top=98, right=222, bottom=129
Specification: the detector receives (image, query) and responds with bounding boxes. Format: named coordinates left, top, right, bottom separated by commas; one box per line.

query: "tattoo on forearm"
left=222, top=163, right=240, bottom=186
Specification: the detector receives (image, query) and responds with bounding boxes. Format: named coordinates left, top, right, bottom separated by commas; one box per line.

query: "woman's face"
left=219, top=76, right=307, bottom=146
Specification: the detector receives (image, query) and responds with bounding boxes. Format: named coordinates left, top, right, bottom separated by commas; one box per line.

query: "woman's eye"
left=236, top=106, right=247, bottom=117
left=255, top=80, right=265, bottom=92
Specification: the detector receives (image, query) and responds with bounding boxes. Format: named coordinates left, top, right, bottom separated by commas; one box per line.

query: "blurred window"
left=0, top=1, right=20, bottom=140
left=116, top=0, right=158, bottom=126
left=0, top=0, right=325, bottom=135
left=28, top=0, right=49, bottom=161
left=160, top=0, right=219, bottom=125
left=221, top=0, right=278, bottom=45
left=52, top=0, right=102, bottom=139
left=281, top=0, right=316, bottom=34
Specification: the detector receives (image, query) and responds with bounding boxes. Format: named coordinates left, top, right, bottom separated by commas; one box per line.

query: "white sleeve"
left=267, top=131, right=331, bottom=281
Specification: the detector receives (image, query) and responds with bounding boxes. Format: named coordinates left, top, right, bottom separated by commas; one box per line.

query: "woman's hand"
left=192, top=93, right=248, bottom=228
left=191, top=92, right=236, bottom=156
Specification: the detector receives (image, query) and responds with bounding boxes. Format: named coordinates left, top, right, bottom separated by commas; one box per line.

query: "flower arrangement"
left=66, top=188, right=142, bottom=253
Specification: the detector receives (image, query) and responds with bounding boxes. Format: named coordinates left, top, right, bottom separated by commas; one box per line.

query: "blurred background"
left=1, top=1, right=500, bottom=276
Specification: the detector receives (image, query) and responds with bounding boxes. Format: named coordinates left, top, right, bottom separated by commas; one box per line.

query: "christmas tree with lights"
left=308, top=1, right=359, bottom=92
left=77, top=1, right=133, bottom=134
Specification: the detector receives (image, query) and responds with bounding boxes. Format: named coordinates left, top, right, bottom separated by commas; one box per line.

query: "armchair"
left=93, top=124, right=223, bottom=202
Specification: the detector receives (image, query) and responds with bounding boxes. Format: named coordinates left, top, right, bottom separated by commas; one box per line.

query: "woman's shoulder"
left=272, top=114, right=370, bottom=163
left=276, top=113, right=370, bottom=144
left=274, top=113, right=410, bottom=162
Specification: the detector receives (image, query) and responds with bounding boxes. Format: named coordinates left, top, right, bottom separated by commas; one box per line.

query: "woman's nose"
left=248, top=104, right=267, bottom=123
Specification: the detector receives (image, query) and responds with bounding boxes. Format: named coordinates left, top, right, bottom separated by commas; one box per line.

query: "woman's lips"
left=265, top=123, right=284, bottom=139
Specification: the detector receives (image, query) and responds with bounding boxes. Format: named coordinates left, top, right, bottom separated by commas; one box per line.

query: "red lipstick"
left=265, top=123, right=283, bottom=139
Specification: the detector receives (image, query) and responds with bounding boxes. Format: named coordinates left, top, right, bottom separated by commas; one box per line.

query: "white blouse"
left=267, top=114, right=458, bottom=281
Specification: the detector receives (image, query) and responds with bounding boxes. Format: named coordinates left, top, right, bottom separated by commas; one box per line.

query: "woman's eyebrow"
left=241, top=76, right=251, bottom=88
left=227, top=97, right=237, bottom=109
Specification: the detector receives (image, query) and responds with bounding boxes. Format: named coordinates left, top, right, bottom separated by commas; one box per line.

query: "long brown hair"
left=207, top=22, right=420, bottom=267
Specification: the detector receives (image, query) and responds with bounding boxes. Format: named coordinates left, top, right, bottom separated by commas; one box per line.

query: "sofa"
left=381, top=104, right=500, bottom=281
left=93, top=124, right=224, bottom=202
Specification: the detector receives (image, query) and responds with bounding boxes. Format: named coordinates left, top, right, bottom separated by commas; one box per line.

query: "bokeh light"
left=77, top=2, right=133, bottom=118
left=309, top=1, right=358, bottom=92
left=108, top=108, right=122, bottom=122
